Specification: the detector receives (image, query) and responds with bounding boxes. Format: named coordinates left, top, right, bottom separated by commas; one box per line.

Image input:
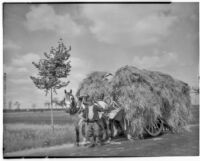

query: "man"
left=83, top=97, right=104, bottom=148
left=77, top=95, right=88, bottom=145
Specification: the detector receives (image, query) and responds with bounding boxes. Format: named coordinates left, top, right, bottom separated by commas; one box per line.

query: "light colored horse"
left=62, top=89, right=87, bottom=146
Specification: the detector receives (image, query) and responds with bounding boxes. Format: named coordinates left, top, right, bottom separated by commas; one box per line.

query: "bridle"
left=64, top=92, right=78, bottom=115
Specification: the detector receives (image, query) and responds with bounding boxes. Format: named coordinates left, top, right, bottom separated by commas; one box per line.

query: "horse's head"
left=63, top=89, right=77, bottom=114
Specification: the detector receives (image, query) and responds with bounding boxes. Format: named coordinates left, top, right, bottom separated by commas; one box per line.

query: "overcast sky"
left=3, top=3, right=199, bottom=109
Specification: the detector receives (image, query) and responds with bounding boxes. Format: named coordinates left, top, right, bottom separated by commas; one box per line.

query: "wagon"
left=104, top=96, right=164, bottom=137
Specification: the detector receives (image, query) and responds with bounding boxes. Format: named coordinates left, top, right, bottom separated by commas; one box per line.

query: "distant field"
left=3, top=111, right=76, bottom=125
left=4, top=105, right=199, bottom=125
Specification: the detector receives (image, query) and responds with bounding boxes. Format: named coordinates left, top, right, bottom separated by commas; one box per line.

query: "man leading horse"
left=62, top=89, right=131, bottom=147
left=63, top=89, right=110, bottom=146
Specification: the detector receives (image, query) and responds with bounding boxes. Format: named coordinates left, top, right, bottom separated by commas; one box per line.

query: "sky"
left=3, top=3, right=199, bottom=109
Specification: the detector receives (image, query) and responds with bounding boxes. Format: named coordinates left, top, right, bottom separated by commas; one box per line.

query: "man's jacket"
left=84, top=104, right=104, bottom=122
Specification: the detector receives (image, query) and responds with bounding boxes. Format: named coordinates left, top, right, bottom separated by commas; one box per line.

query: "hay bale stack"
left=76, top=71, right=112, bottom=100
left=111, top=65, right=191, bottom=137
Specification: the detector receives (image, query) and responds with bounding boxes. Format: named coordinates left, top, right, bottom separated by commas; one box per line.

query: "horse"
left=62, top=89, right=86, bottom=146
left=63, top=89, right=132, bottom=145
left=63, top=89, right=110, bottom=146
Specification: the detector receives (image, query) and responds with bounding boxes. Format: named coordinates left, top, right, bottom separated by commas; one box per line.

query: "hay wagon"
left=77, top=66, right=191, bottom=138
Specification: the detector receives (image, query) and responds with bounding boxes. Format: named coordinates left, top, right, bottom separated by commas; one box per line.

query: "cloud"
left=25, top=4, right=82, bottom=36
left=81, top=4, right=177, bottom=46
left=17, top=67, right=29, bottom=73
left=132, top=51, right=178, bottom=69
left=4, top=66, right=28, bottom=74
left=70, top=56, right=88, bottom=69
left=4, top=53, right=40, bottom=75
left=12, top=53, right=40, bottom=66
left=4, top=40, right=21, bottom=50
left=9, top=78, right=30, bottom=85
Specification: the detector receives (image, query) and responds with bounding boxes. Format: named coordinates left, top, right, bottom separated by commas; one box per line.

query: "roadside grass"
left=3, top=123, right=75, bottom=153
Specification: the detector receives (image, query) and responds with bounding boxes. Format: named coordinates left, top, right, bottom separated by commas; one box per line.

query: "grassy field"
left=3, top=111, right=78, bottom=153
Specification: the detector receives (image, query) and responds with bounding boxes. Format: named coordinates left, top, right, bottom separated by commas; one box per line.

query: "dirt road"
left=4, top=107, right=199, bottom=157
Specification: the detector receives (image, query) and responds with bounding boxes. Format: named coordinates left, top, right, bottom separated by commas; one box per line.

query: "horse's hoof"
left=88, top=144, right=95, bottom=148
left=105, top=140, right=111, bottom=144
left=127, top=134, right=132, bottom=140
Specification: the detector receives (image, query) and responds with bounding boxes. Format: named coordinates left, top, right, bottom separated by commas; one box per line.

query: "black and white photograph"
left=2, top=1, right=199, bottom=158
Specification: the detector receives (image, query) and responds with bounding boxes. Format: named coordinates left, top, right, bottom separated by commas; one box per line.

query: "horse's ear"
left=70, top=89, right=72, bottom=94
left=64, top=90, right=67, bottom=94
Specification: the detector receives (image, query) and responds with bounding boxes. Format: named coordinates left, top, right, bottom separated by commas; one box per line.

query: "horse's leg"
left=75, top=122, right=80, bottom=146
left=97, top=119, right=105, bottom=141
left=81, top=121, right=88, bottom=145
left=119, top=119, right=124, bottom=136
left=113, top=121, right=118, bottom=137
left=110, top=119, right=115, bottom=138
left=117, top=110, right=126, bottom=137
left=104, top=118, right=110, bottom=141
left=105, top=119, right=112, bottom=143
left=102, top=117, right=108, bottom=141
left=125, top=119, right=133, bottom=140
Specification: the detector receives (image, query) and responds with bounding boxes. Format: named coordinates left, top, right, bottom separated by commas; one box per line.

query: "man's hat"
left=83, top=97, right=93, bottom=105
left=79, top=94, right=89, bottom=98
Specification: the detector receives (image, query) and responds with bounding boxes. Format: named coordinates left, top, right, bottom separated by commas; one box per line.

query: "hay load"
left=111, top=65, right=191, bottom=137
left=76, top=66, right=191, bottom=138
left=76, top=71, right=112, bottom=100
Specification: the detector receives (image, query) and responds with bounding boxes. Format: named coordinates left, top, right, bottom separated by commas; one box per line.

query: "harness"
left=64, top=95, right=79, bottom=115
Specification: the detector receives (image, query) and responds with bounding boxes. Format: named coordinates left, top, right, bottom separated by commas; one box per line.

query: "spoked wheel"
left=145, top=119, right=163, bottom=137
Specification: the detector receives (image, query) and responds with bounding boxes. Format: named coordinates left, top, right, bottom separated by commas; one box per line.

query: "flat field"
left=3, top=111, right=77, bottom=153
left=3, top=111, right=76, bottom=125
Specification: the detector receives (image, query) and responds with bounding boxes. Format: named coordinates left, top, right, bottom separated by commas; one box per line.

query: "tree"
left=14, top=101, right=20, bottom=110
left=52, top=98, right=58, bottom=109
left=191, top=87, right=199, bottom=105
left=52, top=97, right=65, bottom=109
left=30, top=39, right=71, bottom=131
left=44, top=101, right=50, bottom=109
left=8, top=101, right=12, bottom=110
left=192, top=87, right=199, bottom=95
left=31, top=103, right=36, bottom=110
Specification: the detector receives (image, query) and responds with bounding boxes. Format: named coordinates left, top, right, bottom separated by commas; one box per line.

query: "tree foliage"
left=192, top=87, right=199, bottom=95
left=30, top=39, right=71, bottom=95
left=8, top=101, right=12, bottom=110
left=14, top=101, right=20, bottom=110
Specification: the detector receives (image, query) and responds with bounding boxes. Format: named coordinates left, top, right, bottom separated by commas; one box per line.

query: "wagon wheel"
left=145, top=119, right=163, bottom=137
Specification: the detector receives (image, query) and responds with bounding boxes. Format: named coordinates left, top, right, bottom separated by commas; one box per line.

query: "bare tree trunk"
left=50, top=88, right=54, bottom=132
